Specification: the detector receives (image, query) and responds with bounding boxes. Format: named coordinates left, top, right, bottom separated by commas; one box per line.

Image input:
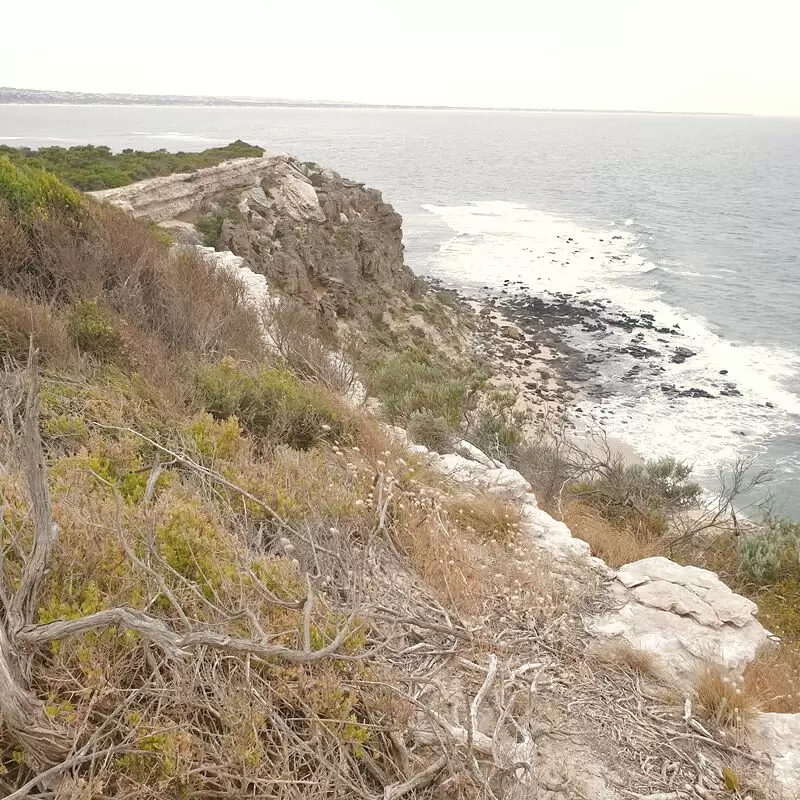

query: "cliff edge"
left=92, top=155, right=414, bottom=326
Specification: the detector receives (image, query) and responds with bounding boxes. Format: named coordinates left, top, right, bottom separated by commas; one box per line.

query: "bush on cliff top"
left=0, top=139, right=264, bottom=190
left=0, top=154, right=83, bottom=220
left=195, top=360, right=355, bottom=450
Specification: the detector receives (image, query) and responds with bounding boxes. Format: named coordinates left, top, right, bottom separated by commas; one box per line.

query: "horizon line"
left=1, top=86, right=782, bottom=117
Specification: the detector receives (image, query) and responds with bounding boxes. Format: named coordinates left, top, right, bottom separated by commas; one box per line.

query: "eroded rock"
left=588, top=557, right=769, bottom=684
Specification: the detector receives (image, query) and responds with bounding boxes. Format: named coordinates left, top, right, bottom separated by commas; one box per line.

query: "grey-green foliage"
left=737, top=532, right=783, bottom=584
left=576, top=456, right=702, bottom=536
left=468, top=407, right=524, bottom=462
left=365, top=351, right=484, bottom=428
left=407, top=410, right=455, bottom=454
left=738, top=518, right=800, bottom=585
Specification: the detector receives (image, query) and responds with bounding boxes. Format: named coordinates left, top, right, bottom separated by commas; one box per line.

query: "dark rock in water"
left=671, top=346, right=697, bottom=364
left=766, top=401, right=775, bottom=409
left=720, top=383, right=742, bottom=397
left=656, top=326, right=676, bottom=335
left=641, top=313, right=655, bottom=321
left=683, top=388, right=715, bottom=399
left=661, top=384, right=716, bottom=399
left=622, top=344, right=661, bottom=359
left=719, top=369, right=729, bottom=375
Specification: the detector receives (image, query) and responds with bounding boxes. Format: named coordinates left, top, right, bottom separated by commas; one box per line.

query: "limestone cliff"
left=91, top=155, right=414, bottom=326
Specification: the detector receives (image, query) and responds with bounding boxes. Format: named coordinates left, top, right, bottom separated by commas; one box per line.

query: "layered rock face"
left=92, top=156, right=414, bottom=325
left=91, top=156, right=277, bottom=221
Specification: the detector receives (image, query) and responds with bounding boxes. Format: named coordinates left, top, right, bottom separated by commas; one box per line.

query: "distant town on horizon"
left=0, top=86, right=752, bottom=116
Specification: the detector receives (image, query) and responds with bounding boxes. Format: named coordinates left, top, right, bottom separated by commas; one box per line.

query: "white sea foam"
left=422, top=200, right=800, bottom=483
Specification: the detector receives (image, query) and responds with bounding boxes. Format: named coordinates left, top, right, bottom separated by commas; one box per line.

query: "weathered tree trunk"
left=0, top=348, right=74, bottom=769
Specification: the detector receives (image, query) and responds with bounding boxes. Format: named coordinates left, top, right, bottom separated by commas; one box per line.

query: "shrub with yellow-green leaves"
left=0, top=154, right=83, bottom=222
left=68, top=298, right=128, bottom=361
left=195, top=359, right=356, bottom=450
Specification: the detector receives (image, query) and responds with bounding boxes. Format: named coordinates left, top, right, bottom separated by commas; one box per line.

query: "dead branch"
left=7, top=345, right=60, bottom=632
left=18, top=605, right=359, bottom=664
left=378, top=756, right=447, bottom=800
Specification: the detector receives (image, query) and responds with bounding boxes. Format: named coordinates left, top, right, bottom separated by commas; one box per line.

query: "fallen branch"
left=18, top=606, right=359, bottom=664
left=379, top=756, right=447, bottom=800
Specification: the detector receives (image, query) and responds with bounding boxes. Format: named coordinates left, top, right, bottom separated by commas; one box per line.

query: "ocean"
left=2, top=104, right=799, bottom=516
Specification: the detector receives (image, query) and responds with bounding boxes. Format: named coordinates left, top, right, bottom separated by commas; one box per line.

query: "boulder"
left=158, top=219, right=202, bottom=245
left=587, top=557, right=769, bottom=684
left=671, top=346, right=697, bottom=364
left=502, top=325, right=525, bottom=341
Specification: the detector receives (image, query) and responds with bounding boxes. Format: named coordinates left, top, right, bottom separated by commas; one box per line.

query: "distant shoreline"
left=0, top=88, right=756, bottom=116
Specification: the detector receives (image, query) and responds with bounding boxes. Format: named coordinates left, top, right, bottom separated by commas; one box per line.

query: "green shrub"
left=468, top=408, right=524, bottom=461
left=68, top=299, right=125, bottom=360
left=739, top=518, right=800, bottom=585
left=0, top=140, right=264, bottom=191
left=407, top=410, right=455, bottom=453
left=577, top=456, right=702, bottom=537
left=364, top=350, right=483, bottom=428
left=0, top=155, right=82, bottom=221
left=195, top=360, right=353, bottom=450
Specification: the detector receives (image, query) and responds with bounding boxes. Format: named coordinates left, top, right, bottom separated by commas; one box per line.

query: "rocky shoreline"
left=425, top=275, right=763, bottom=455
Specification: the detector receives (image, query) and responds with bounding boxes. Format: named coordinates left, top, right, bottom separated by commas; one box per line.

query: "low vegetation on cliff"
left=0, top=155, right=584, bottom=799
left=0, top=155, right=797, bottom=798
left=0, top=140, right=264, bottom=190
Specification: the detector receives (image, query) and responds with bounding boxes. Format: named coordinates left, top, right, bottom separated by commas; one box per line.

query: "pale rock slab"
left=432, top=452, right=532, bottom=500
left=455, top=440, right=503, bottom=469
left=750, top=712, right=800, bottom=796
left=617, top=557, right=758, bottom=628
left=520, top=501, right=593, bottom=562
left=588, top=557, right=769, bottom=684
left=91, top=156, right=277, bottom=221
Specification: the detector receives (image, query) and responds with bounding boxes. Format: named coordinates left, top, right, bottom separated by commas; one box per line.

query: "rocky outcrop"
left=91, top=156, right=277, bottom=221
left=587, top=557, right=770, bottom=684
left=92, top=156, right=413, bottom=326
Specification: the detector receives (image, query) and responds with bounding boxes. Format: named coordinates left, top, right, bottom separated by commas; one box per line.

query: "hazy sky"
left=3, top=0, right=799, bottom=115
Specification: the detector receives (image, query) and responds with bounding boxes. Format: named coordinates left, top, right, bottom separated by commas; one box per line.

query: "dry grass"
left=444, top=491, right=522, bottom=544
left=694, top=663, right=763, bottom=730
left=561, top=501, right=658, bottom=567
left=0, top=203, right=266, bottom=369
left=593, top=642, right=663, bottom=679
left=742, top=644, right=800, bottom=713
left=0, top=290, right=74, bottom=365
